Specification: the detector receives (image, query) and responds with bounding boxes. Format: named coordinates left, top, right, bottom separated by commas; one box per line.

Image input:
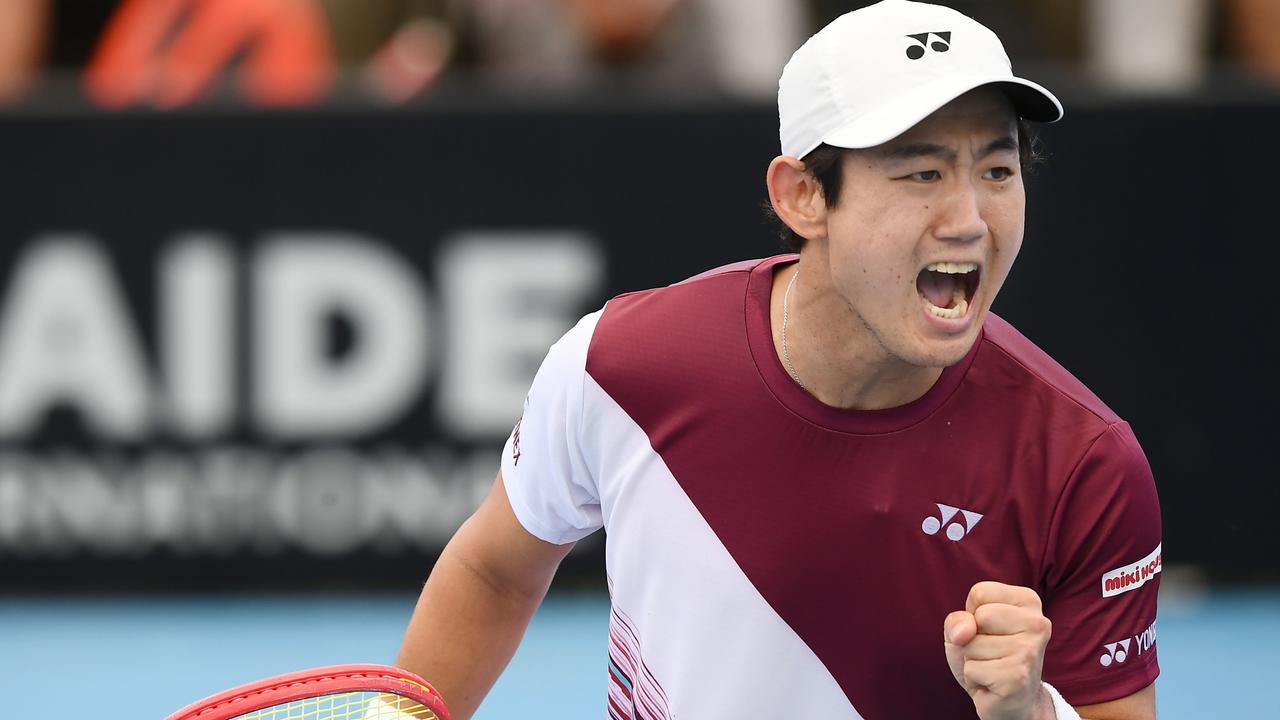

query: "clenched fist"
left=944, top=582, right=1056, bottom=720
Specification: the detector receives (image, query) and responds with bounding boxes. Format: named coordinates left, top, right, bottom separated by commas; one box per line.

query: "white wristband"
left=1042, top=682, right=1082, bottom=720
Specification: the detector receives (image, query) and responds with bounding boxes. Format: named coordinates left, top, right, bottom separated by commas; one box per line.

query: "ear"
left=766, top=155, right=829, bottom=244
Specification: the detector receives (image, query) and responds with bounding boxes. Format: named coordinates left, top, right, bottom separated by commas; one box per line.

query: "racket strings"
left=232, top=691, right=440, bottom=720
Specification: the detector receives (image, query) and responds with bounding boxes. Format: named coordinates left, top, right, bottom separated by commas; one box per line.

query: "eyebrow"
left=979, top=135, right=1020, bottom=158
left=876, top=135, right=1019, bottom=163
left=876, top=142, right=955, bottom=162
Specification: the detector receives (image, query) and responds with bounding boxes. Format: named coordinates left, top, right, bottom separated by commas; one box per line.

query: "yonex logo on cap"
left=921, top=503, right=983, bottom=541
left=776, top=2, right=1062, bottom=159
left=905, top=31, right=951, bottom=59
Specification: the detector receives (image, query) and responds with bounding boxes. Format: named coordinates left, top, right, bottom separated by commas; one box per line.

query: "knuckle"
left=970, top=580, right=997, bottom=600
left=1020, top=612, right=1050, bottom=636
left=973, top=604, right=990, bottom=625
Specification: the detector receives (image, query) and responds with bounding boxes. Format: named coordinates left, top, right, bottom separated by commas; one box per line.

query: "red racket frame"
left=165, top=663, right=452, bottom=720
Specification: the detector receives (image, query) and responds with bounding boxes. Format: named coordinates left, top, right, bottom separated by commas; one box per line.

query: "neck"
left=773, top=260, right=943, bottom=411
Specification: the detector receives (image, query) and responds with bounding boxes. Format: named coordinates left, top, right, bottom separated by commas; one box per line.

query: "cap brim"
left=821, top=75, right=1063, bottom=151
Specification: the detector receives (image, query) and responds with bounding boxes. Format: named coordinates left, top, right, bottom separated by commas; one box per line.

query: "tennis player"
left=398, top=2, right=1161, bottom=718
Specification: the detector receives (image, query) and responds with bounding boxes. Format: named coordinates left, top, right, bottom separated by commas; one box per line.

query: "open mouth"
left=916, top=262, right=980, bottom=320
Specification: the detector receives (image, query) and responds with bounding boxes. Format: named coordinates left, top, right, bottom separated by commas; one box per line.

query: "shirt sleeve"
left=1040, top=421, right=1162, bottom=706
left=500, top=309, right=604, bottom=545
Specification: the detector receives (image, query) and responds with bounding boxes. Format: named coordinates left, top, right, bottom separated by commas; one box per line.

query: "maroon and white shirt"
left=501, top=255, right=1161, bottom=719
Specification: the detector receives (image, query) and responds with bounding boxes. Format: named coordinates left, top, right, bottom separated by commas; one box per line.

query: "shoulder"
left=972, top=316, right=1159, bottom=548
left=673, top=257, right=773, bottom=285
left=586, top=255, right=782, bottom=399
left=535, top=257, right=778, bottom=390
left=975, top=313, right=1123, bottom=429
left=602, top=256, right=773, bottom=316
left=521, top=308, right=604, bottom=414
left=591, top=255, right=777, bottom=352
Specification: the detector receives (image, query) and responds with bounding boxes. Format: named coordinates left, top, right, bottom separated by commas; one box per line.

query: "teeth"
left=925, top=284, right=970, bottom=320
left=928, top=297, right=968, bottom=319
left=926, top=262, right=977, bottom=274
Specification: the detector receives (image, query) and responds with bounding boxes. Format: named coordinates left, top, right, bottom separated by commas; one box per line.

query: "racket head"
left=165, top=663, right=452, bottom=720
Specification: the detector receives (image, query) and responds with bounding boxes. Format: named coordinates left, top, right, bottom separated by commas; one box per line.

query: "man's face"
left=819, top=88, right=1024, bottom=369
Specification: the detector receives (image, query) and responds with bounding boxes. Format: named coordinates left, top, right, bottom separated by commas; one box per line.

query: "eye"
left=908, top=170, right=941, bottom=182
left=984, top=166, right=1015, bottom=181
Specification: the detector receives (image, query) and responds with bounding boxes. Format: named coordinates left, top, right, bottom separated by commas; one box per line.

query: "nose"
left=933, top=181, right=988, bottom=244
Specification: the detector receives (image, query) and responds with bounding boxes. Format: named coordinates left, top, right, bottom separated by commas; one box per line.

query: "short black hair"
left=764, top=119, right=1045, bottom=251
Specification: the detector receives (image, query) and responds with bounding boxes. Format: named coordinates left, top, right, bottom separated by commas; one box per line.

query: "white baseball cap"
left=778, top=0, right=1063, bottom=158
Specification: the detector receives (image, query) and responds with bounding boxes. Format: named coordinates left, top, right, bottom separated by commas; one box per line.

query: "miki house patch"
left=1100, top=543, right=1162, bottom=598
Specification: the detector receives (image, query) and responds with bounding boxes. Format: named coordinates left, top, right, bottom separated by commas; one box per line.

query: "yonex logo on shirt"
left=1100, top=620, right=1157, bottom=668
left=1099, top=638, right=1130, bottom=667
left=921, top=503, right=983, bottom=541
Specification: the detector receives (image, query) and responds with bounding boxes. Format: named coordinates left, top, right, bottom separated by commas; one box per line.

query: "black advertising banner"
left=0, top=98, right=1273, bottom=589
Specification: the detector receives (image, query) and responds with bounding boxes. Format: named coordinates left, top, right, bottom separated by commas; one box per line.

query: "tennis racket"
left=165, top=663, right=452, bottom=720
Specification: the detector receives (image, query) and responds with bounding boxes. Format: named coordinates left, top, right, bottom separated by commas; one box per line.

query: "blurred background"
left=0, top=0, right=1276, bottom=717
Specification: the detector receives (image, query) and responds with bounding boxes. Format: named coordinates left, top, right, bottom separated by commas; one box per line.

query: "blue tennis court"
left=0, top=587, right=1273, bottom=718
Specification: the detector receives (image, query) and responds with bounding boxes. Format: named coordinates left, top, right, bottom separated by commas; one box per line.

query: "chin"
left=900, top=331, right=980, bottom=369
left=901, top=349, right=968, bottom=369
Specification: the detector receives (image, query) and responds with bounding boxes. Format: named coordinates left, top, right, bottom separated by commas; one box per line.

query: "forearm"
left=396, top=472, right=574, bottom=720
left=397, top=532, right=552, bottom=719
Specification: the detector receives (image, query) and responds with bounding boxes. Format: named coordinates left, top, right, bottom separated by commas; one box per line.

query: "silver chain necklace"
left=781, top=268, right=806, bottom=391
